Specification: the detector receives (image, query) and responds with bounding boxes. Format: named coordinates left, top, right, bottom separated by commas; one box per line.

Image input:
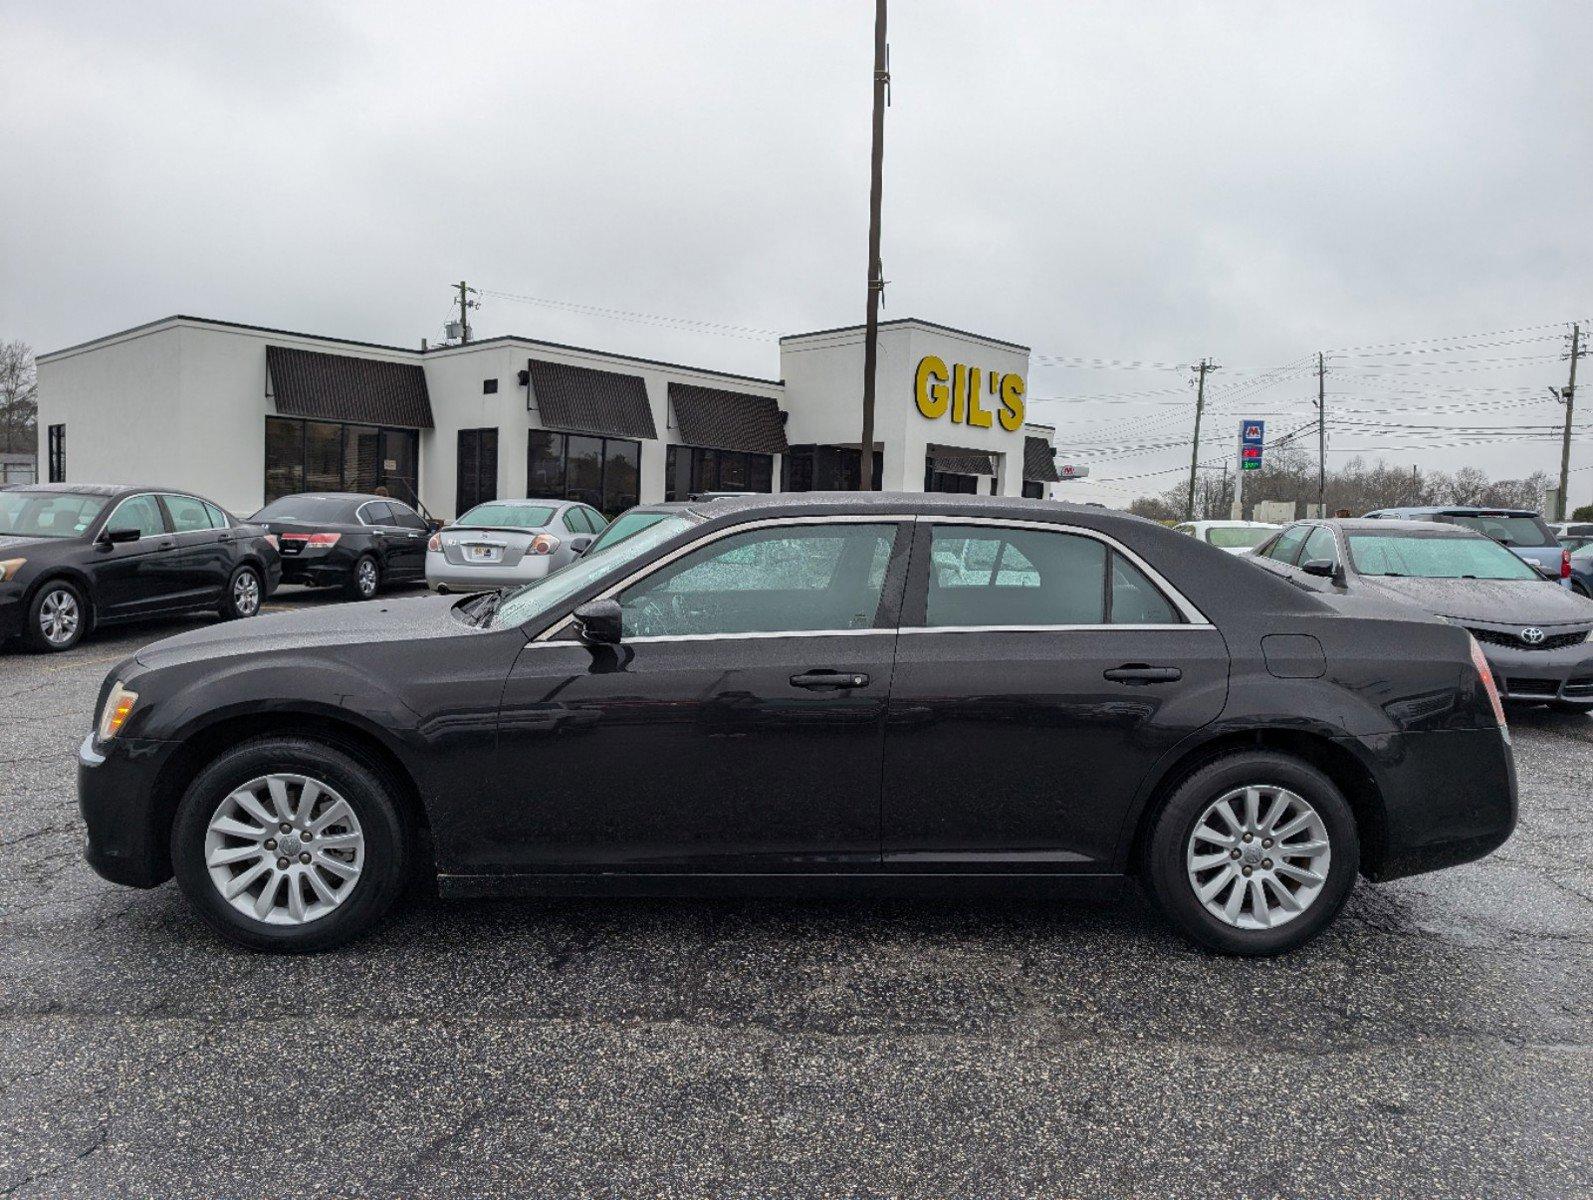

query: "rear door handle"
left=790, top=670, right=870, bottom=690
left=1103, top=664, right=1182, bottom=685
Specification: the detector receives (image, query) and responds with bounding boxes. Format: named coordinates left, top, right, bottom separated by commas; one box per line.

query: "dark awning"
left=528, top=359, right=658, bottom=440
left=267, top=346, right=433, bottom=428
left=668, top=383, right=789, bottom=454
left=1023, top=436, right=1060, bottom=483
left=929, top=449, right=997, bottom=476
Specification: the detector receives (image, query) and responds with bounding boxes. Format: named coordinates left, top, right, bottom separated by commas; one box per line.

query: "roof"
left=267, top=345, right=434, bottom=429
left=779, top=317, right=1031, bottom=353
left=1, top=482, right=139, bottom=497
left=1367, top=506, right=1540, bottom=517
left=1318, top=518, right=1481, bottom=535
left=668, top=383, right=789, bottom=454
left=1188, top=520, right=1278, bottom=528
left=1023, top=436, right=1059, bottom=483
left=529, top=359, right=659, bottom=440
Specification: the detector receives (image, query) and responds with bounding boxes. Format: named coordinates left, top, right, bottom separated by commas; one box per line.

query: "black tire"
left=345, top=554, right=380, bottom=601
left=1142, top=751, right=1359, bottom=956
left=24, top=578, right=89, bottom=653
left=219, top=563, right=264, bottom=620
left=170, top=736, right=410, bottom=953
left=1549, top=701, right=1592, bottom=716
left=1572, top=582, right=1591, bottom=599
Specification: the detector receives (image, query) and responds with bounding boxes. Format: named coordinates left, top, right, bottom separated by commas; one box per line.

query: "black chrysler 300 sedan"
left=1, top=483, right=281, bottom=652
left=78, top=494, right=1517, bottom=956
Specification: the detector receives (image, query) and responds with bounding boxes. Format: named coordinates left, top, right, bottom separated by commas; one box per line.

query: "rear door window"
left=926, top=526, right=1107, bottom=626
left=162, top=494, right=220, bottom=533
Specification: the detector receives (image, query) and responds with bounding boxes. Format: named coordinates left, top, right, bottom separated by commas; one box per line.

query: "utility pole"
left=1185, top=358, right=1219, bottom=520
left=857, top=0, right=889, bottom=490
left=456, top=280, right=476, bottom=344
left=1554, top=323, right=1581, bottom=521
left=1316, top=351, right=1327, bottom=517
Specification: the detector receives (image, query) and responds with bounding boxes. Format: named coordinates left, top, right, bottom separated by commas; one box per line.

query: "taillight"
left=1562, top=549, right=1572, bottom=580
left=280, top=532, right=341, bottom=546
left=1468, top=634, right=1508, bottom=732
left=427, top=534, right=441, bottom=552
left=529, top=533, right=561, bottom=555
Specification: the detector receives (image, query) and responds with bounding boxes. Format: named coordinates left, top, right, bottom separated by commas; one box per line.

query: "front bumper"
left=426, top=550, right=553, bottom=593
left=77, top=731, right=181, bottom=889
left=1478, top=640, right=1593, bottom=706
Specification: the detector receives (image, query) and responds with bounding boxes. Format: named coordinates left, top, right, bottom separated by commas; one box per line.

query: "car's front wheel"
left=1143, top=751, right=1359, bottom=956
left=170, top=737, right=410, bottom=952
left=25, top=579, right=88, bottom=652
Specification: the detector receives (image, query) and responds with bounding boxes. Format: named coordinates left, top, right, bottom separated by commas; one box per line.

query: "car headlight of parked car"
left=97, top=681, right=140, bottom=742
left=0, top=557, right=25, bottom=582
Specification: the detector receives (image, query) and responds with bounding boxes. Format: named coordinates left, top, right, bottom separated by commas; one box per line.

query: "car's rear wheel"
left=219, top=564, right=263, bottom=620
left=345, top=554, right=380, bottom=601
left=171, top=737, right=410, bottom=952
left=1143, top=752, right=1359, bottom=956
left=25, top=579, right=88, bottom=652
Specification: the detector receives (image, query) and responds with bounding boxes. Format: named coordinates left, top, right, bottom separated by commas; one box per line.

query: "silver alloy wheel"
left=233, top=569, right=261, bottom=616
left=38, top=588, right=80, bottom=646
left=1186, top=784, right=1331, bottom=931
left=356, top=558, right=378, bottom=597
left=203, top=773, right=365, bottom=926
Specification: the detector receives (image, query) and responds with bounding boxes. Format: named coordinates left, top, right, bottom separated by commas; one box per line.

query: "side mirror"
left=98, top=526, right=141, bottom=546
left=573, top=598, right=623, bottom=645
left=1301, top=558, right=1338, bottom=579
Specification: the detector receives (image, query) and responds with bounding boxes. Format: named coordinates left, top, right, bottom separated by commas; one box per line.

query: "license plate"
left=467, top=545, right=500, bottom=562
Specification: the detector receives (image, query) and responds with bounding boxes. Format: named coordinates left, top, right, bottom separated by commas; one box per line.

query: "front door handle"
left=790, top=670, right=870, bottom=690
left=1103, top=664, right=1182, bottom=685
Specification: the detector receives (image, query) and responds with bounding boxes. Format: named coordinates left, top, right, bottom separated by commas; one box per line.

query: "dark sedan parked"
left=1250, top=518, right=1593, bottom=710
left=251, top=493, right=430, bottom=599
left=79, top=494, right=1515, bottom=957
left=0, top=483, right=281, bottom=653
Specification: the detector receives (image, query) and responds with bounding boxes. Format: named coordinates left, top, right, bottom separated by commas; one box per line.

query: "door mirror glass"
left=573, top=598, right=624, bottom=645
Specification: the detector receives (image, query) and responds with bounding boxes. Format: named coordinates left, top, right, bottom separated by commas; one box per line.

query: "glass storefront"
left=527, top=430, right=641, bottom=518
left=665, top=446, right=774, bottom=500
left=264, top=416, right=419, bottom=506
left=781, top=444, right=882, bottom=492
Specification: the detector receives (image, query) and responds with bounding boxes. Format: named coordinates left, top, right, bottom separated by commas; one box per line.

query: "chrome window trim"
left=101, top=491, right=169, bottom=541
left=525, top=626, right=895, bottom=648
left=530, top=513, right=916, bottom=642
left=919, top=515, right=1211, bottom=626
left=899, top=623, right=1217, bottom=635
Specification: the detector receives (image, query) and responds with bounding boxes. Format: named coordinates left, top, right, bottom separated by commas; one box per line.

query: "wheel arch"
left=147, top=708, right=431, bottom=878
left=24, top=567, right=99, bottom=630
left=1124, top=728, right=1388, bottom=878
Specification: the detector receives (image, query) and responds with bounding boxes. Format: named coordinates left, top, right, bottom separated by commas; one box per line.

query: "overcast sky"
left=4, top=1, right=1591, bottom=506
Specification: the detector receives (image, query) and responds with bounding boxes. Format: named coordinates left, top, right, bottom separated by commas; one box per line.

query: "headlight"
left=97, top=681, right=140, bottom=741
left=0, top=558, right=25, bottom=582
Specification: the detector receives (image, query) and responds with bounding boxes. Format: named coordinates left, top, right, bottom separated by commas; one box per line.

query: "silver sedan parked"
left=426, top=499, right=608, bottom=593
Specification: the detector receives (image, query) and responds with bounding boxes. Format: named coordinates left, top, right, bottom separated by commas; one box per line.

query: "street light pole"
left=857, top=0, right=888, bottom=490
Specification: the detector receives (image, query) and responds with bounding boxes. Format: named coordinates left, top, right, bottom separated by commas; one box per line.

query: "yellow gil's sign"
left=914, top=356, right=1025, bottom=431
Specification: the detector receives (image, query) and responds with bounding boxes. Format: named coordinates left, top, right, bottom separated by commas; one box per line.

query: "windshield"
left=253, top=495, right=358, bottom=523
left=1442, top=514, right=1554, bottom=548
left=0, top=491, right=108, bottom=538
left=492, top=514, right=696, bottom=628
left=1347, top=533, right=1540, bottom=580
left=1206, top=526, right=1273, bottom=550
left=456, top=503, right=555, bottom=529
left=587, top=510, right=674, bottom=555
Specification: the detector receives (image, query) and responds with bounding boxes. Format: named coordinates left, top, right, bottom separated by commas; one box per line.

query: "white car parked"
left=1173, top=519, right=1281, bottom=555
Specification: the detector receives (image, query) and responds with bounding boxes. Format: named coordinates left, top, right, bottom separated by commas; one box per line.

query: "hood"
left=1355, top=575, right=1593, bottom=626
left=135, top=594, right=479, bottom=669
left=0, top=533, right=75, bottom=555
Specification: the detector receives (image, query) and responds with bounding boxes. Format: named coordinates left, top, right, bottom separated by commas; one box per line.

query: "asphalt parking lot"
left=1, top=586, right=1589, bottom=1199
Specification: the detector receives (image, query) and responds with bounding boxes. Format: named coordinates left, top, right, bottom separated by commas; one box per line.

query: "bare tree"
left=0, top=341, right=38, bottom=456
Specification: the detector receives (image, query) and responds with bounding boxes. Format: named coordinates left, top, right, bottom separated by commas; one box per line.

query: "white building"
left=35, top=314, right=1061, bottom=520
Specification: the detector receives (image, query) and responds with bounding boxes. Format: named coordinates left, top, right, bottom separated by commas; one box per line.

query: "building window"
left=782, top=444, right=881, bottom=492
left=457, top=428, right=499, bottom=515
left=1022, top=480, right=1045, bottom=499
left=263, top=416, right=419, bottom=506
left=47, top=424, right=66, bottom=483
left=665, top=446, right=774, bottom=500
left=483, top=378, right=499, bottom=394
left=527, top=430, right=641, bottom=518
left=925, top=467, right=979, bottom=494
